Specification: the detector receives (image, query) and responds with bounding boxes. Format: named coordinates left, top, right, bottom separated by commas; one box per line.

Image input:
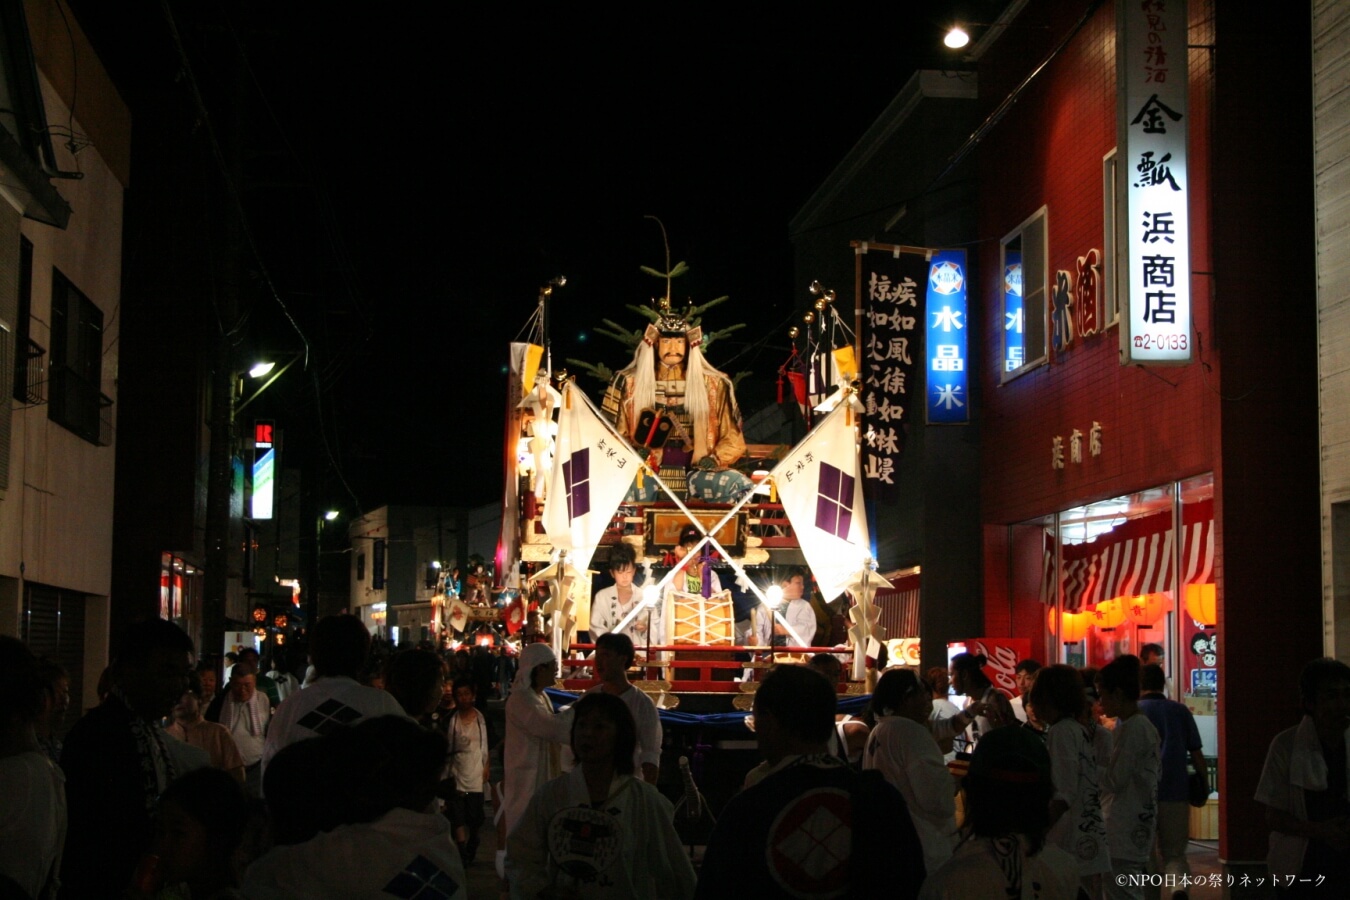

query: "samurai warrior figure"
left=602, top=302, right=753, bottom=503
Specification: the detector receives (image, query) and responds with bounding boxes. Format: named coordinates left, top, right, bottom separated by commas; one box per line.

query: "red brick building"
left=972, top=0, right=1318, bottom=870
left=794, top=0, right=1319, bottom=873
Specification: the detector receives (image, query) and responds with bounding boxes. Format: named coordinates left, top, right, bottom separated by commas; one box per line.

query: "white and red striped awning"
left=1042, top=498, right=1214, bottom=611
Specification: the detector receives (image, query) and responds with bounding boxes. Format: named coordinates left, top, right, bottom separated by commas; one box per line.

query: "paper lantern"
left=1125, top=593, right=1167, bottom=626
left=1048, top=607, right=1091, bottom=643
left=1184, top=583, right=1218, bottom=626
left=1090, top=597, right=1127, bottom=630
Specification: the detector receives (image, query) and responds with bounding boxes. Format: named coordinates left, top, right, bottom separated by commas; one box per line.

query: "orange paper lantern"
left=1048, top=607, right=1091, bottom=643
left=1090, top=597, right=1127, bottom=630
left=1125, top=593, right=1167, bottom=626
left=1184, top=583, right=1217, bottom=626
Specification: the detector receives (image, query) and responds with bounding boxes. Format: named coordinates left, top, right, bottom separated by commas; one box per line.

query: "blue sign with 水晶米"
left=926, top=249, right=969, bottom=424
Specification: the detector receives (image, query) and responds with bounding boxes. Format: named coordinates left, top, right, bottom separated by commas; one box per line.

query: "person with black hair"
left=166, top=670, right=245, bottom=786
left=145, top=767, right=251, bottom=900
left=1096, top=655, right=1159, bottom=898
left=589, top=543, right=647, bottom=643
left=261, top=615, right=407, bottom=776
left=0, top=636, right=65, bottom=900
left=1011, top=658, right=1041, bottom=724
left=60, top=618, right=195, bottom=899
left=244, top=716, right=466, bottom=899
left=507, top=692, right=695, bottom=899
left=919, top=725, right=1078, bottom=899
left=586, top=631, right=662, bottom=784
left=698, top=664, right=926, bottom=900
left=1027, top=664, right=1110, bottom=892
left=773, top=566, right=816, bottom=648
left=384, top=649, right=445, bottom=722
left=33, top=656, right=70, bottom=764
left=949, top=652, right=1017, bottom=752
left=445, top=678, right=489, bottom=866
left=1256, top=657, right=1350, bottom=894
left=1139, top=661, right=1207, bottom=889
left=863, top=668, right=957, bottom=875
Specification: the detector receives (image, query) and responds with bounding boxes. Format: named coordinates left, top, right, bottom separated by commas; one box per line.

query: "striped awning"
left=1042, top=498, right=1214, bottom=611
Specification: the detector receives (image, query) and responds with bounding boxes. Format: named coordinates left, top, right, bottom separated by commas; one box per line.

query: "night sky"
left=73, top=2, right=1006, bottom=511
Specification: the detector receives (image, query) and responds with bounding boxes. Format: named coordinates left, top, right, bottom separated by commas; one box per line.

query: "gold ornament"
left=803, top=311, right=815, bottom=324
left=788, top=326, right=800, bottom=339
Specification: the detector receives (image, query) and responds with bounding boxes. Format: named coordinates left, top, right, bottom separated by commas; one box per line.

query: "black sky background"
left=73, top=2, right=1005, bottom=512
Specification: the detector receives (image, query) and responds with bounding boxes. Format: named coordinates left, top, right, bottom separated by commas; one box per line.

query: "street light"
left=944, top=26, right=971, bottom=49
left=324, top=510, right=339, bottom=521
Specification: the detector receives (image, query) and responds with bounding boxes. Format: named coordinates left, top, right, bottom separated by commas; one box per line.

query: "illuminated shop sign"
left=926, top=249, right=969, bottom=424
left=1118, top=0, right=1191, bottom=364
left=251, top=448, right=275, bottom=519
left=1004, top=253, right=1023, bottom=372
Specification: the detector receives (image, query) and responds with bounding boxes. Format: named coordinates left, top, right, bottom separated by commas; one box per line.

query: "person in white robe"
left=507, top=691, right=695, bottom=899
left=503, top=642, right=574, bottom=843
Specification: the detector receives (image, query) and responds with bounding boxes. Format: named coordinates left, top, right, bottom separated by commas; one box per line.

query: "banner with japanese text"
left=771, top=395, right=871, bottom=602
left=542, top=381, right=644, bottom=577
left=925, top=249, right=970, bottom=424
left=857, top=248, right=927, bottom=498
left=1118, top=0, right=1191, bottom=364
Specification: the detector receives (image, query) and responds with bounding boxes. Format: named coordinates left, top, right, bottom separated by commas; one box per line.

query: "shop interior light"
left=944, top=26, right=970, bottom=49
left=248, top=361, right=276, bottom=379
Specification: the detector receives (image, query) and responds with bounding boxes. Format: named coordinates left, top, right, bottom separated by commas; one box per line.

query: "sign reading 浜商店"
left=1118, top=0, right=1191, bottom=365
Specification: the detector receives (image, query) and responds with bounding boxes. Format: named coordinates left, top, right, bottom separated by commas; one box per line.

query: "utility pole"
left=200, top=15, right=246, bottom=663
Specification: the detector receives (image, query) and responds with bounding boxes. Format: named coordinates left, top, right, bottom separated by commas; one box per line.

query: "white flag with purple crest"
left=542, top=381, right=643, bottom=576
left=771, top=394, right=871, bottom=601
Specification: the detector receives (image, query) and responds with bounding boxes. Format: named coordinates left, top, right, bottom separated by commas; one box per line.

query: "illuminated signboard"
left=1118, top=0, right=1190, bottom=364
left=926, top=249, right=969, bottom=424
left=255, top=420, right=274, bottom=448
left=251, top=448, right=275, bottom=519
left=1004, top=253, right=1023, bottom=372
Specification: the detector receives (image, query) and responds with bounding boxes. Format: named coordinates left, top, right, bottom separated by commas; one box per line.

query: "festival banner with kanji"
left=857, top=247, right=927, bottom=496
left=542, top=381, right=644, bottom=576
left=771, top=396, right=871, bottom=602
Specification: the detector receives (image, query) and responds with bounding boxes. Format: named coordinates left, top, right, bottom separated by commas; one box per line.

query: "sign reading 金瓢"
left=1118, top=0, right=1191, bottom=364
left=926, top=249, right=969, bottom=424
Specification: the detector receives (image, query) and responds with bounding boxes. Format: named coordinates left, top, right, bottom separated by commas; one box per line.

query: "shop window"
left=1001, top=207, right=1047, bottom=380
left=1103, top=151, right=1122, bottom=327
left=48, top=269, right=107, bottom=444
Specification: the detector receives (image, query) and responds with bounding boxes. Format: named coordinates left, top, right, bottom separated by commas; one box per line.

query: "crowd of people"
left=5, top=607, right=1350, bottom=899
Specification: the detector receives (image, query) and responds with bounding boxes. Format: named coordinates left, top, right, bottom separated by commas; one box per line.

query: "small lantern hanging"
left=1047, top=607, right=1091, bottom=643
left=1184, top=583, right=1217, bottom=626
left=1091, top=597, right=1127, bottom=630
left=1125, top=593, right=1167, bottom=627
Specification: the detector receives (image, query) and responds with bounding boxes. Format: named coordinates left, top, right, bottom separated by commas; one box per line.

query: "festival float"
left=492, top=225, right=891, bottom=714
